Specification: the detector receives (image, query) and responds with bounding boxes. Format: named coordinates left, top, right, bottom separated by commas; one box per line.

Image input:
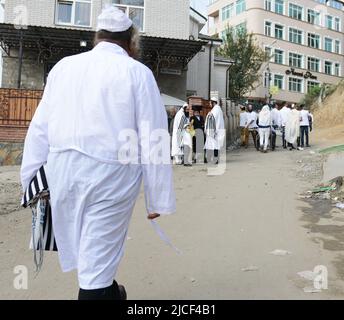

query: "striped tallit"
left=205, top=113, right=217, bottom=139
left=177, top=114, right=188, bottom=149
left=21, top=166, right=57, bottom=272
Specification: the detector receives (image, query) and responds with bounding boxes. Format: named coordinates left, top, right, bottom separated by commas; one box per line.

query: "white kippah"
left=97, top=6, right=133, bottom=33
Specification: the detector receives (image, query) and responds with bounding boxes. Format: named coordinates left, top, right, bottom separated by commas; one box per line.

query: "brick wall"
left=0, top=125, right=27, bottom=142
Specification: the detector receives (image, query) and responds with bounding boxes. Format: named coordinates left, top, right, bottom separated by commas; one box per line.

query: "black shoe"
left=184, top=164, right=192, bottom=167
left=118, top=285, right=127, bottom=300
left=306, top=145, right=310, bottom=148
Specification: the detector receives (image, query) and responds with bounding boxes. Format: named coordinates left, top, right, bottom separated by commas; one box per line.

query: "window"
left=325, top=38, right=333, bottom=52
left=307, top=9, right=320, bottom=25
left=335, top=40, right=341, bottom=54
left=289, top=28, right=303, bottom=44
left=275, top=24, right=284, bottom=39
left=308, top=33, right=320, bottom=49
left=289, top=3, right=303, bottom=20
left=308, top=57, right=320, bottom=72
left=222, top=4, right=234, bottom=21
left=289, top=53, right=303, bottom=68
left=335, top=63, right=340, bottom=76
left=325, top=61, right=333, bottom=75
left=329, top=0, right=344, bottom=10
left=112, top=0, right=145, bottom=31
left=236, top=22, right=246, bottom=34
left=275, top=0, right=284, bottom=14
left=236, top=0, right=246, bottom=15
left=307, top=81, right=320, bottom=92
left=265, top=21, right=272, bottom=36
left=264, top=72, right=272, bottom=87
left=335, top=17, right=341, bottom=31
left=274, top=74, right=284, bottom=90
left=56, top=0, right=92, bottom=26
left=289, top=77, right=303, bottom=92
left=265, top=0, right=272, bottom=11
left=326, top=15, right=333, bottom=29
left=274, top=49, right=284, bottom=64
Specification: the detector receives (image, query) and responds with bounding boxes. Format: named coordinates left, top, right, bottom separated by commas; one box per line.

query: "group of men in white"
left=171, top=97, right=225, bottom=166
left=239, top=102, right=314, bottom=153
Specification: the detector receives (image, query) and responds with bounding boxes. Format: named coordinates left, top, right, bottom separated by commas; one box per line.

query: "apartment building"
left=0, top=0, right=205, bottom=99
left=208, top=0, right=344, bottom=103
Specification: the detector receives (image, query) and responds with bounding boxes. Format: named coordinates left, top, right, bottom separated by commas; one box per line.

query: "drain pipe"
left=208, top=39, right=214, bottom=100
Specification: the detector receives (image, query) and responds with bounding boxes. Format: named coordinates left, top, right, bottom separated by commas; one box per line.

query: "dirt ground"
left=0, top=129, right=344, bottom=300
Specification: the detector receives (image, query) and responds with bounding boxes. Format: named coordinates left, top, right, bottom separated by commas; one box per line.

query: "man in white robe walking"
left=20, top=6, right=176, bottom=300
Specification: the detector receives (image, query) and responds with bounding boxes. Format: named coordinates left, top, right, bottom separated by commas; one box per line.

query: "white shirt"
left=300, top=110, right=310, bottom=126
left=240, top=111, right=248, bottom=127
left=280, top=106, right=291, bottom=127
left=246, top=111, right=258, bottom=129
left=21, top=41, right=176, bottom=215
left=271, top=108, right=281, bottom=127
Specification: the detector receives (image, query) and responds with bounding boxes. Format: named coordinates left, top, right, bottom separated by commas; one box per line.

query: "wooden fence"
left=0, top=89, right=43, bottom=142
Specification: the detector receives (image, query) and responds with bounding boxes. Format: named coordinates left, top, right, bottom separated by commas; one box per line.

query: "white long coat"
left=20, top=42, right=176, bottom=290
left=204, top=104, right=225, bottom=150
left=171, top=108, right=187, bottom=157
left=285, top=109, right=301, bottom=144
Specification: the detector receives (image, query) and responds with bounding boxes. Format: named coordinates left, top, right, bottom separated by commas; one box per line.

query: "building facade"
left=208, top=0, right=344, bottom=103
left=0, top=0, right=4, bottom=87
left=0, top=0, right=205, bottom=99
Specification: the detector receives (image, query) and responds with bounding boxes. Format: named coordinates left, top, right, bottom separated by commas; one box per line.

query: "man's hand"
left=148, top=213, right=161, bottom=220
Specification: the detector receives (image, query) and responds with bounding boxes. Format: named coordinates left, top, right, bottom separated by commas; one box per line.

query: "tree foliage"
left=217, top=27, right=269, bottom=100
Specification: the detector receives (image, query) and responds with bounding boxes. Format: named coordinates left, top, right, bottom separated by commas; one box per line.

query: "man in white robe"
left=171, top=104, right=189, bottom=164
left=204, top=97, right=225, bottom=164
left=20, top=6, right=176, bottom=300
left=285, top=104, right=301, bottom=151
left=258, top=105, right=272, bottom=153
left=280, top=102, right=291, bottom=149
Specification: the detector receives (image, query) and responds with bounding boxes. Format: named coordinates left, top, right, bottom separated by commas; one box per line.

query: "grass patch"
left=319, top=145, right=344, bottom=154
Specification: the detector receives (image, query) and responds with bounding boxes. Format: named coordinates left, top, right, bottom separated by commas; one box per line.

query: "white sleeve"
left=135, top=67, right=176, bottom=215
left=20, top=75, right=52, bottom=191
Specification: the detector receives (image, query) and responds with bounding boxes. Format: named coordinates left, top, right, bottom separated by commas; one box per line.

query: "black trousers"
left=78, top=280, right=121, bottom=300
left=300, top=126, right=309, bottom=147
left=271, top=131, right=277, bottom=151
left=206, top=149, right=219, bottom=164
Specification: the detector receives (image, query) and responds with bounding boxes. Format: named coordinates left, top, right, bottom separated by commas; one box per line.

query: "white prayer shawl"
left=204, top=104, right=225, bottom=150
left=171, top=108, right=188, bottom=157
left=280, top=106, right=291, bottom=127
left=285, top=109, right=301, bottom=144
left=20, top=42, right=176, bottom=290
left=258, top=105, right=272, bottom=127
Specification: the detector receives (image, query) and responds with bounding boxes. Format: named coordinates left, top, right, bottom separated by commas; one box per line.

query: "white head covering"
left=211, top=97, right=218, bottom=103
left=259, top=105, right=271, bottom=125
left=97, top=6, right=133, bottom=33
left=183, top=103, right=188, bottom=108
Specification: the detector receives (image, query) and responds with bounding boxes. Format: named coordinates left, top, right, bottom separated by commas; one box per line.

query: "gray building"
left=187, top=8, right=231, bottom=100
left=0, top=0, right=206, bottom=99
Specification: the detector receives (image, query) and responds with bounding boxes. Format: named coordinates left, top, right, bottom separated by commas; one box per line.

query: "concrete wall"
left=2, top=50, right=45, bottom=89
left=214, top=61, right=228, bottom=99
left=187, top=45, right=211, bottom=99
left=4, top=0, right=190, bottom=39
